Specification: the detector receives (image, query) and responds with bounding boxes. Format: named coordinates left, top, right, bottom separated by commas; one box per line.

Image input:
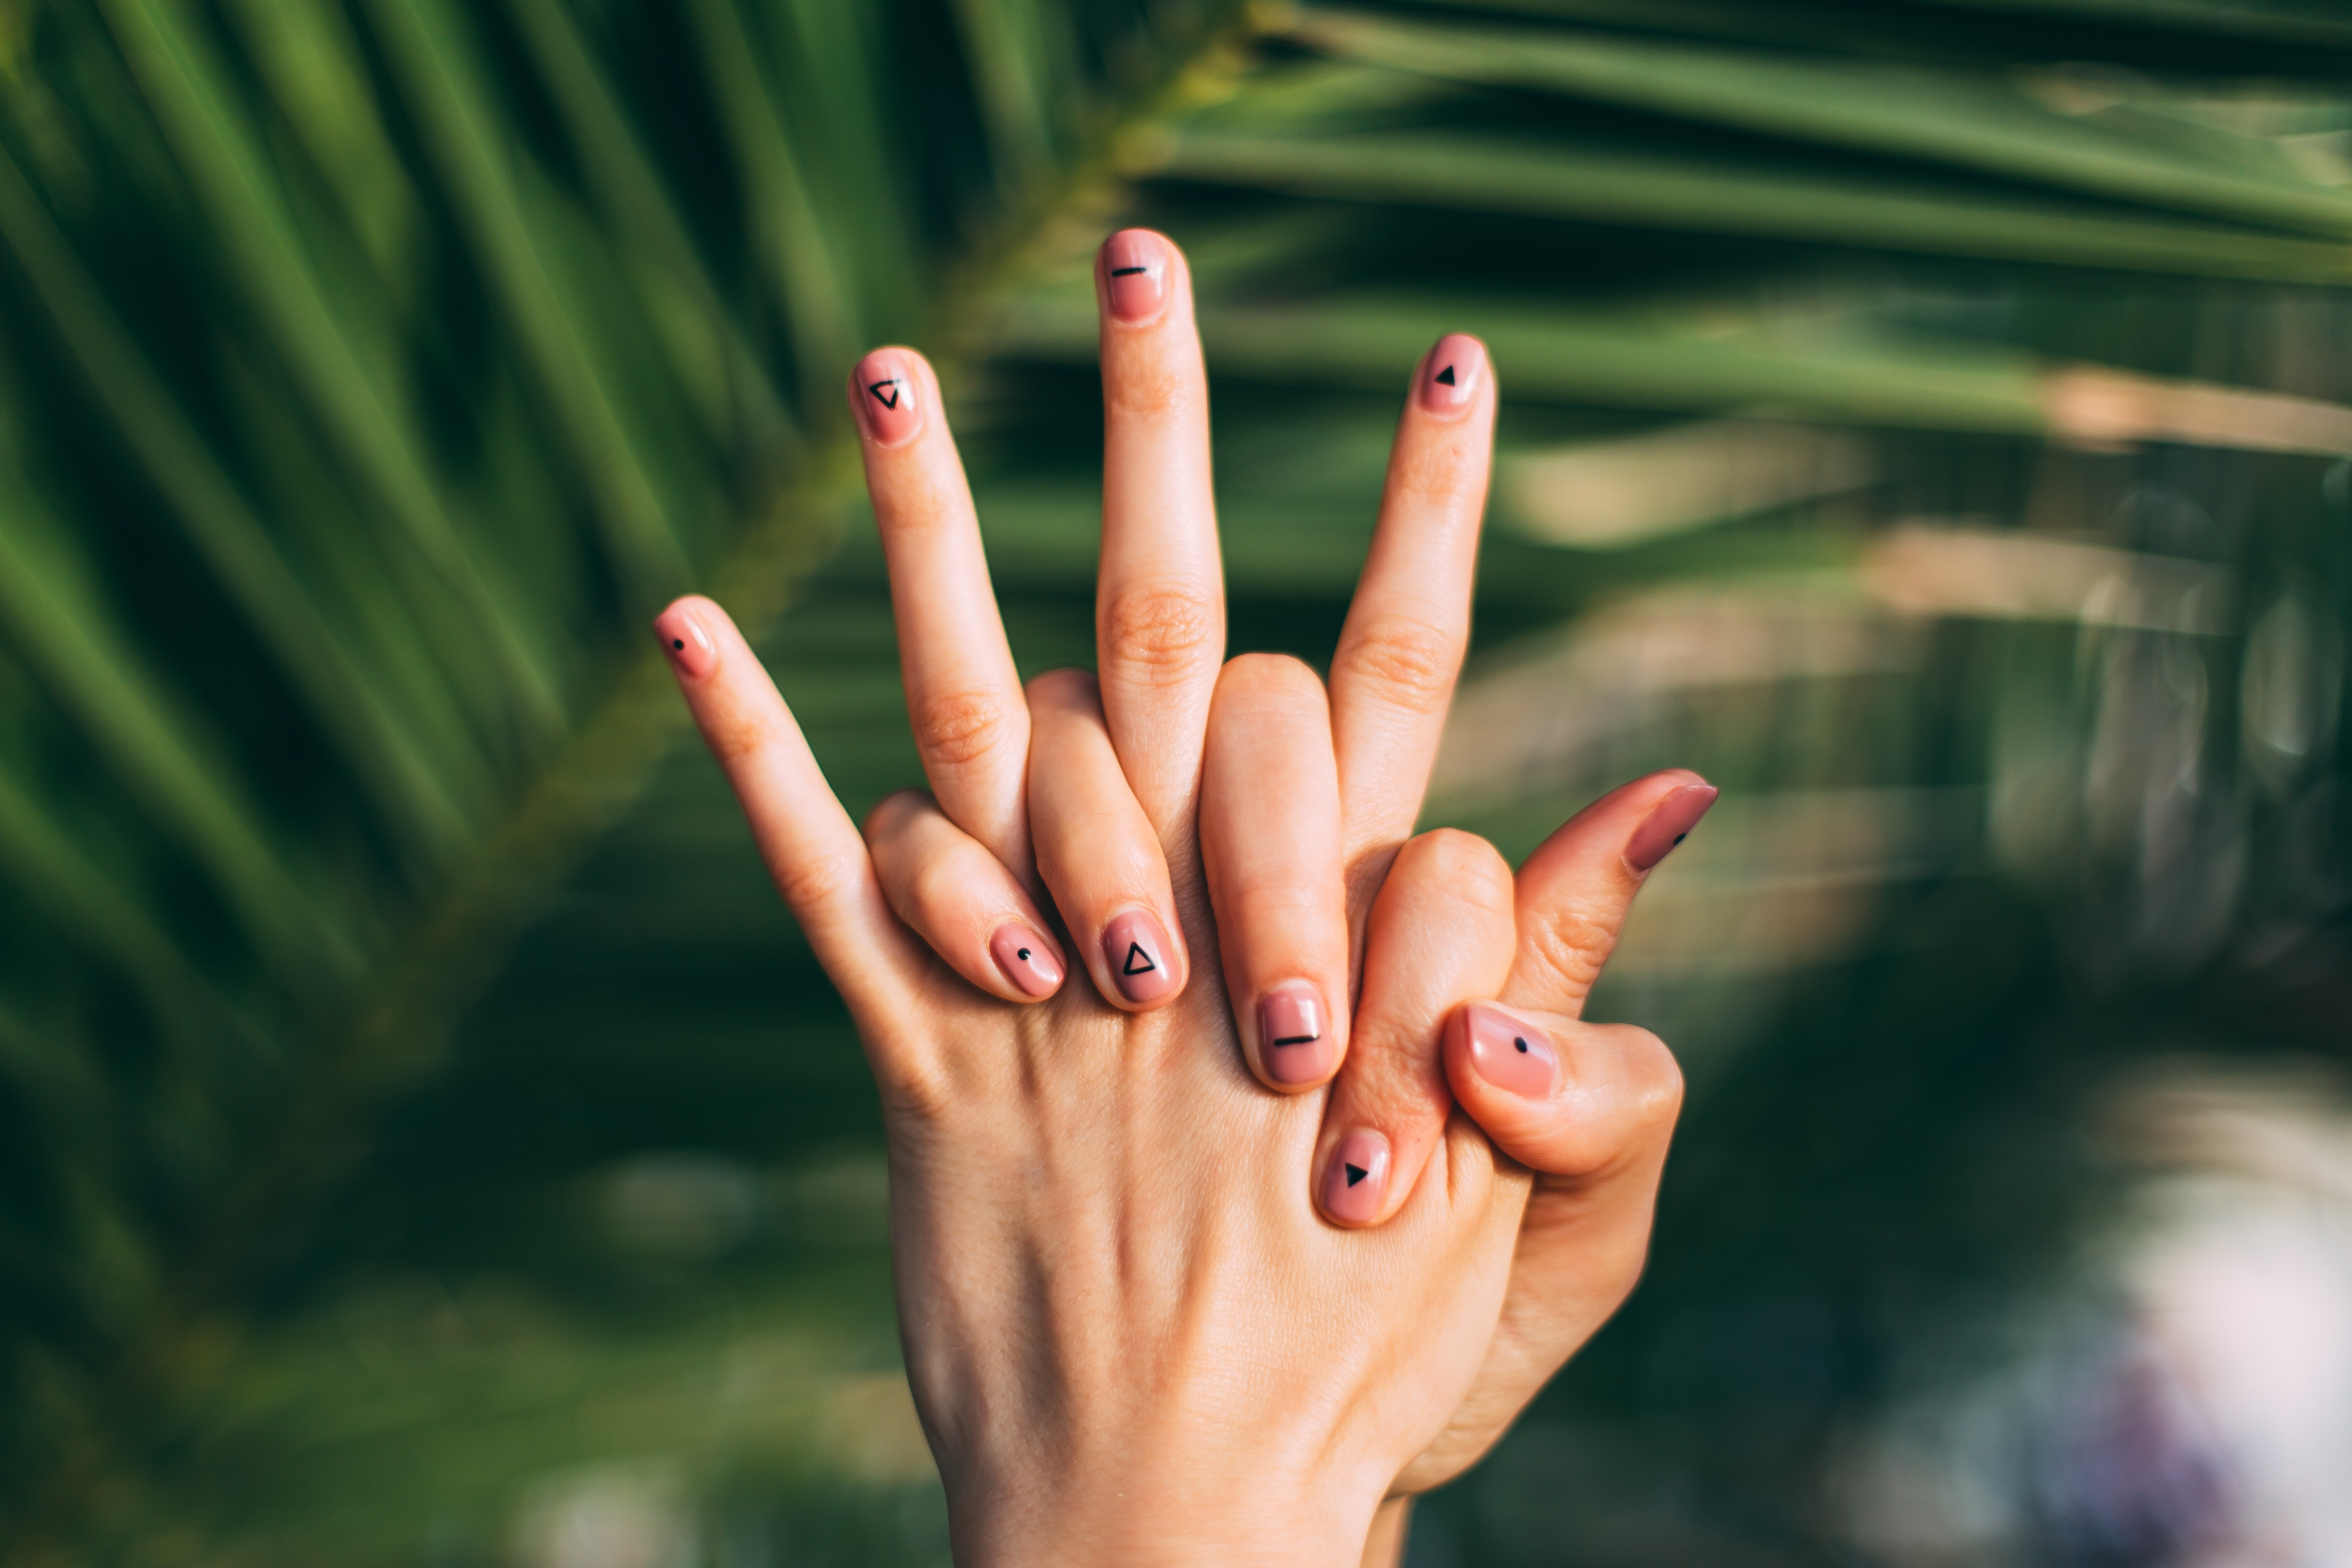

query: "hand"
left=1354, top=773, right=1711, bottom=1565
left=655, top=228, right=1700, bottom=1565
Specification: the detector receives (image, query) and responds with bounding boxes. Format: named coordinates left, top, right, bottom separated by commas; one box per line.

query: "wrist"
left=944, top=1455, right=1387, bottom=1568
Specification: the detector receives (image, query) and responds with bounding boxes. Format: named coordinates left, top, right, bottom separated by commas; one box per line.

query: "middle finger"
left=1093, top=229, right=1226, bottom=848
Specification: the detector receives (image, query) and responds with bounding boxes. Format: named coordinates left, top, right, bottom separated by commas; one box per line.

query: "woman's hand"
left=655, top=229, right=1703, bottom=1566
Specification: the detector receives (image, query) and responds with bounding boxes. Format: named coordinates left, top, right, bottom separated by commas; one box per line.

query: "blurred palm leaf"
left=3, top=0, right=2350, bottom=1563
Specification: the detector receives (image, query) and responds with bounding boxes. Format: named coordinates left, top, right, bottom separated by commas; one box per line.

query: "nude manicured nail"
left=851, top=349, right=922, bottom=446
left=653, top=604, right=716, bottom=680
left=1418, top=333, right=1484, bottom=414
left=991, top=925, right=1063, bottom=999
left=1102, top=909, right=1177, bottom=1004
left=1102, top=230, right=1170, bottom=325
left=1322, top=1131, right=1390, bottom=1225
left=1625, top=781, right=1719, bottom=874
left=1464, top=1003, right=1559, bottom=1100
left=1259, top=984, right=1334, bottom=1085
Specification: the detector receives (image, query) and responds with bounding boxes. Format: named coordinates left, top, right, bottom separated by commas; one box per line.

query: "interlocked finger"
left=865, top=790, right=1067, bottom=1004
left=1026, top=669, right=1189, bottom=1011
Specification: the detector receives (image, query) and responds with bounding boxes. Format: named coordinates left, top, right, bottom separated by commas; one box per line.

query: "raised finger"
left=1093, top=229, right=1225, bottom=844
left=1331, top=335, right=1497, bottom=906
left=1027, top=669, right=1188, bottom=1011
left=864, top=790, right=1067, bottom=1004
left=1313, top=829, right=1519, bottom=1227
left=848, top=347, right=1032, bottom=870
left=1504, top=769, right=1718, bottom=1020
left=654, top=596, right=919, bottom=1031
left=1200, top=654, right=1349, bottom=1091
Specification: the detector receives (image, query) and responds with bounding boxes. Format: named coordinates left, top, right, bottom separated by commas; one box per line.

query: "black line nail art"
left=867, top=378, right=903, bottom=409
left=1273, top=1033, right=1319, bottom=1047
left=1435, top=364, right=1457, bottom=386
left=1122, top=941, right=1156, bottom=976
left=1110, top=265, right=1149, bottom=276
left=1344, top=1163, right=1369, bottom=1187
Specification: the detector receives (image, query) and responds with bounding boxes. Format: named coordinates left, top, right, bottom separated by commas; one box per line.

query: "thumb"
left=1501, top=769, right=1716, bottom=1019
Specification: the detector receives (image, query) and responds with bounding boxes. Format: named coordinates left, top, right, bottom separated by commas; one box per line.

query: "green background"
left=4, top=0, right=2351, bottom=1562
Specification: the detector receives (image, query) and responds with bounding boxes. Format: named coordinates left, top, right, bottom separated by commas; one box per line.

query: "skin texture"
left=656, top=230, right=1708, bottom=1565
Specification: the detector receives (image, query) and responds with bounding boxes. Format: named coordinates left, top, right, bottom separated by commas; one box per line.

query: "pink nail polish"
left=1322, top=1131, right=1390, bottom=1225
left=990, top=925, right=1063, bottom=998
left=653, top=603, right=717, bottom=680
left=1418, top=333, right=1484, bottom=414
left=1101, top=230, right=1169, bottom=325
left=1102, top=910, right=1177, bottom=1004
left=1625, top=781, right=1719, bottom=874
left=1259, top=984, right=1335, bottom=1085
left=1464, top=1003, right=1558, bottom=1100
left=851, top=349, right=922, bottom=446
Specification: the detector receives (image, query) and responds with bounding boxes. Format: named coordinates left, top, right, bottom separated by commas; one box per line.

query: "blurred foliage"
left=4, top=0, right=2352, bottom=1563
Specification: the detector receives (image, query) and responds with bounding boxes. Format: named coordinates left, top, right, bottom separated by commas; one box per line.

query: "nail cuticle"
left=990, top=925, right=1063, bottom=999
left=1101, top=909, right=1177, bottom=1005
left=1259, top=983, right=1335, bottom=1085
left=1418, top=333, right=1484, bottom=415
left=1624, top=781, right=1719, bottom=875
left=653, top=605, right=717, bottom=680
left=1322, top=1130, right=1391, bottom=1225
left=1101, top=230, right=1170, bottom=325
left=1464, top=1003, right=1559, bottom=1100
left=851, top=350, right=922, bottom=447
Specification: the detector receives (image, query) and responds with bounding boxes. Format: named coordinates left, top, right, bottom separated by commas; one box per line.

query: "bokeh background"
left=6, top=0, right=2352, bottom=1562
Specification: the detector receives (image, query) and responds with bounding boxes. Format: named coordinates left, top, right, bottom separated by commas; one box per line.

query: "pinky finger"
left=655, top=595, right=919, bottom=1032
left=866, top=790, right=1068, bottom=1003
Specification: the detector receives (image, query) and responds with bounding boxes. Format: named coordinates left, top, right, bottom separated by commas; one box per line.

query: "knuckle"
left=1101, top=587, right=1219, bottom=688
left=706, top=708, right=788, bottom=768
left=909, top=685, right=1022, bottom=773
left=1397, top=829, right=1513, bottom=910
left=1024, top=667, right=1099, bottom=712
left=1104, top=359, right=1191, bottom=418
left=1219, top=650, right=1322, bottom=699
left=862, top=788, right=934, bottom=845
left=1334, top=613, right=1460, bottom=716
left=1526, top=896, right=1623, bottom=997
left=768, top=847, right=866, bottom=917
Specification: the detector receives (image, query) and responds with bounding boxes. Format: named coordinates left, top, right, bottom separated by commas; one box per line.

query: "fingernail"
left=991, top=925, right=1063, bottom=999
left=1321, top=1131, right=1391, bottom=1225
left=653, top=603, right=717, bottom=680
left=1464, top=1003, right=1558, bottom=1100
left=850, top=349, right=922, bottom=446
left=1625, top=781, right=1718, bottom=874
left=1102, top=909, right=1178, bottom=1005
left=1102, top=230, right=1170, bottom=325
left=1418, top=333, right=1484, bottom=414
left=1258, top=983, right=1335, bottom=1085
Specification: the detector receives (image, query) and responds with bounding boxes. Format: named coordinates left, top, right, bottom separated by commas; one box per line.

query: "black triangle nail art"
left=1344, top=1163, right=1369, bottom=1187
left=1122, top=942, right=1156, bottom=976
left=1435, top=364, right=1456, bottom=386
left=867, top=379, right=902, bottom=409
